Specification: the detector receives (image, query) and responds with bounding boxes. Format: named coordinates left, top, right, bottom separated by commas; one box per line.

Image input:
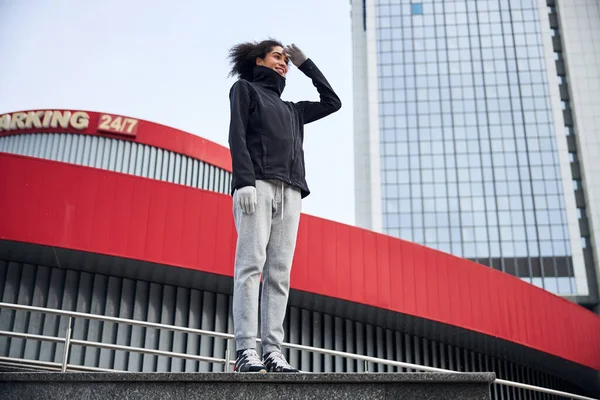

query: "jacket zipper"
left=289, top=109, right=296, bottom=179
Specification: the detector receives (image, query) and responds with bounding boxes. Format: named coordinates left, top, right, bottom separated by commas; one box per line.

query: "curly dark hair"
left=227, top=39, right=287, bottom=81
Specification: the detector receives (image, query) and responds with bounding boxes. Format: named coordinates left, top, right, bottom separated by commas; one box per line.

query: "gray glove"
left=236, top=186, right=257, bottom=214
left=284, top=44, right=308, bottom=67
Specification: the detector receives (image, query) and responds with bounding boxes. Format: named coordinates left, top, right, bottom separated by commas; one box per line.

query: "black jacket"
left=228, top=59, right=341, bottom=198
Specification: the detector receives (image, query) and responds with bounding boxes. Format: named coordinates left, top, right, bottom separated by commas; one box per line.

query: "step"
left=0, top=371, right=495, bottom=399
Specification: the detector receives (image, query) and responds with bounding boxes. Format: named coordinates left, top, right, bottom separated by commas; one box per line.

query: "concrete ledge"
left=0, top=372, right=495, bottom=399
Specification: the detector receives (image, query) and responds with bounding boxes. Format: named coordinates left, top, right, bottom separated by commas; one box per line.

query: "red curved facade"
left=0, top=110, right=599, bottom=373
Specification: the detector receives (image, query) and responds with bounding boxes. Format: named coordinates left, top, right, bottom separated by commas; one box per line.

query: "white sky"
left=0, top=0, right=356, bottom=226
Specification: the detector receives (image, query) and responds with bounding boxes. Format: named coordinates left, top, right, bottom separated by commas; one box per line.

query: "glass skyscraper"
left=352, top=0, right=600, bottom=311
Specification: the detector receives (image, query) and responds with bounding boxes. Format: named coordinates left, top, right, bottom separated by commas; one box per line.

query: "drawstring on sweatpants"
left=281, top=181, right=284, bottom=221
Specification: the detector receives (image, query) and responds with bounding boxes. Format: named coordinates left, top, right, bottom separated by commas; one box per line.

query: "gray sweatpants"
left=232, top=179, right=302, bottom=354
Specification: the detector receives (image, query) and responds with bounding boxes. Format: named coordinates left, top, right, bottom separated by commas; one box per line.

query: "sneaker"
left=263, top=351, right=299, bottom=372
left=234, top=349, right=266, bottom=373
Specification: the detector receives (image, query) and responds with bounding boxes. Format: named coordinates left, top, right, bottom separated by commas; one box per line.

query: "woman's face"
left=256, top=46, right=289, bottom=77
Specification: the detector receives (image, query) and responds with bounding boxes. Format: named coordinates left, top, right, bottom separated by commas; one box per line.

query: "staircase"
left=0, top=371, right=494, bottom=399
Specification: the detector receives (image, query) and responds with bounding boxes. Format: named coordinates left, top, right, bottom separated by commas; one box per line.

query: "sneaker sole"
left=235, top=369, right=267, bottom=373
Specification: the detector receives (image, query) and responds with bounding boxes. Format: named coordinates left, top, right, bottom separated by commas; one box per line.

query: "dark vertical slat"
left=431, top=340, right=439, bottom=370
left=456, top=346, right=463, bottom=371
left=0, top=260, right=7, bottom=304
left=113, top=278, right=135, bottom=371
left=526, top=365, right=535, bottom=400
left=39, top=267, right=65, bottom=362
left=0, top=261, right=22, bottom=356
left=212, top=293, right=229, bottom=372
left=541, top=370, right=549, bottom=400
left=142, top=283, right=164, bottom=372
left=448, top=344, right=456, bottom=372
left=525, top=365, right=534, bottom=400
left=93, top=137, right=103, bottom=168
left=24, top=265, right=51, bottom=361
left=82, top=135, right=92, bottom=166
left=218, top=170, right=225, bottom=193
left=54, top=269, right=80, bottom=367
left=384, top=330, right=394, bottom=372
left=475, top=352, right=482, bottom=373
left=404, top=333, right=414, bottom=372
left=57, top=134, right=67, bottom=162
left=70, top=271, right=94, bottom=367
left=375, top=326, right=385, bottom=372
left=157, top=285, right=176, bottom=372
left=9, top=263, right=36, bottom=359
left=227, top=294, right=234, bottom=368
left=167, top=151, right=175, bottom=183
left=171, top=287, right=190, bottom=372
left=197, top=162, right=205, bottom=189
left=334, top=316, right=344, bottom=372
left=209, top=166, right=216, bottom=191
left=204, top=164, right=211, bottom=191
left=155, top=148, right=164, bottom=181
left=422, top=338, right=430, bottom=370
left=74, top=134, right=85, bottom=165
left=34, top=134, right=46, bottom=158
left=174, top=154, right=182, bottom=184
left=514, top=362, right=522, bottom=400
left=198, top=291, right=215, bottom=372
left=185, top=158, right=193, bottom=187
left=141, top=145, right=150, bottom=178
left=312, top=311, right=323, bottom=372
left=101, top=137, right=111, bottom=170
left=506, top=360, right=516, bottom=399
left=83, top=274, right=108, bottom=368
left=443, top=341, right=451, bottom=371
left=107, top=137, right=117, bottom=171
left=393, top=331, right=402, bottom=372
left=287, top=306, right=301, bottom=369
left=493, top=358, right=501, bottom=400
left=192, top=160, right=199, bottom=189
left=533, top=368, right=540, bottom=400
left=344, top=319, right=355, bottom=372
left=323, top=314, right=333, bottom=372
left=300, top=308, right=311, bottom=371
left=161, top=150, right=170, bottom=181
left=484, top=355, right=496, bottom=400
left=467, top=349, right=473, bottom=372
left=458, top=346, right=465, bottom=372
left=414, top=335, right=422, bottom=373
left=128, top=280, right=149, bottom=372
left=185, top=289, right=203, bottom=372
left=365, top=323, right=375, bottom=372
left=134, top=143, right=144, bottom=176
left=355, top=321, right=365, bottom=372
left=115, top=139, right=125, bottom=173
left=98, top=276, right=122, bottom=370
left=499, top=358, right=507, bottom=400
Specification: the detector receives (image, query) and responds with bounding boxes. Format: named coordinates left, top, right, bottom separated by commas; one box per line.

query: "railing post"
left=224, top=339, right=231, bottom=372
left=61, top=317, right=73, bottom=372
left=364, top=360, right=368, bottom=373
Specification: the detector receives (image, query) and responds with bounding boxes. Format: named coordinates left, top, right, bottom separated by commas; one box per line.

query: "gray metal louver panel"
left=0, top=133, right=231, bottom=195
left=0, top=259, right=585, bottom=399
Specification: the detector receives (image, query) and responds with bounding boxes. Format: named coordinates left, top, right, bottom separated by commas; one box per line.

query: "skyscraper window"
left=411, top=3, right=423, bottom=15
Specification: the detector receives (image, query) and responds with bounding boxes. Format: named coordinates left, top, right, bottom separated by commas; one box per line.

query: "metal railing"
left=0, top=302, right=595, bottom=400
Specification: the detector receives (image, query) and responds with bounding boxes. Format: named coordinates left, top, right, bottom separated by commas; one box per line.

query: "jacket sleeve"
left=294, top=59, right=342, bottom=124
left=228, top=80, right=255, bottom=190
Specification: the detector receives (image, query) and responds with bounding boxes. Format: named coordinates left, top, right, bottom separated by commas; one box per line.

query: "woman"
left=227, top=39, right=341, bottom=372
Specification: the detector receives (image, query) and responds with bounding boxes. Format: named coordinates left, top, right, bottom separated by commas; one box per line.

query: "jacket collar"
left=252, top=65, right=286, bottom=96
